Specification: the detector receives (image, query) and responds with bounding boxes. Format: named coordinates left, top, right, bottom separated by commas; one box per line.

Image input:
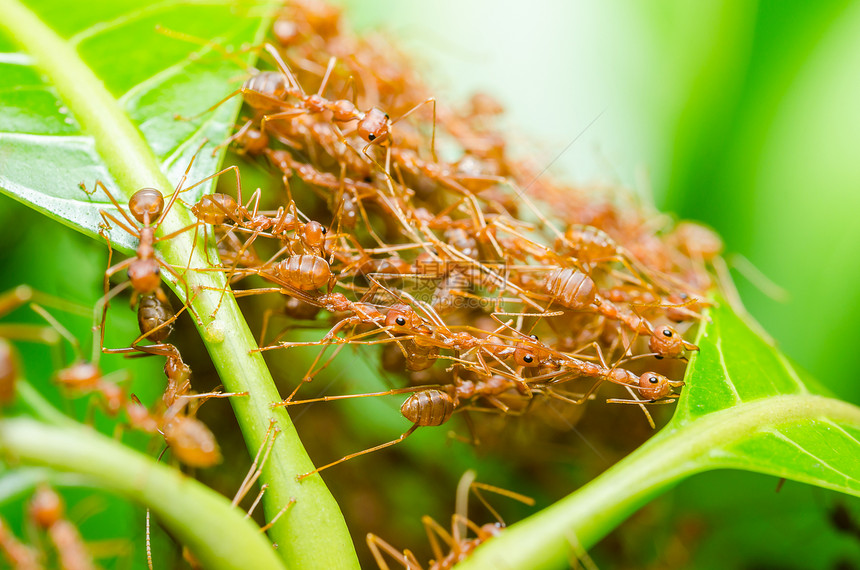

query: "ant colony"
left=0, top=0, right=724, bottom=567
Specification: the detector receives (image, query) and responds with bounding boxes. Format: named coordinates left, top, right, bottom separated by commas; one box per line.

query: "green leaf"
left=0, top=0, right=258, bottom=252
left=673, top=301, right=860, bottom=493
left=0, top=1, right=360, bottom=567
left=456, top=299, right=860, bottom=569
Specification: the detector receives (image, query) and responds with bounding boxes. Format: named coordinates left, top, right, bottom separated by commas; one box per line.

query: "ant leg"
left=366, top=534, right=407, bottom=570
left=212, top=231, right=264, bottom=318
left=259, top=108, right=309, bottom=134
left=257, top=498, right=295, bottom=533
left=391, top=97, right=437, bottom=161
left=154, top=259, right=206, bottom=325
left=211, top=120, right=253, bottom=157
left=317, top=56, right=336, bottom=96
left=154, top=25, right=260, bottom=73
left=422, top=514, right=454, bottom=562
left=233, top=419, right=280, bottom=507
left=175, top=89, right=244, bottom=121
left=97, top=280, right=132, bottom=358
left=91, top=180, right=142, bottom=232
left=297, top=425, right=419, bottom=480
left=163, top=165, right=245, bottom=223
left=275, top=319, right=362, bottom=402
left=274, top=384, right=432, bottom=409
left=99, top=209, right=140, bottom=240
left=263, top=43, right=304, bottom=93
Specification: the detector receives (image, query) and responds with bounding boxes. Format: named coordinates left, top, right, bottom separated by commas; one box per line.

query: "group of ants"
left=0, top=1, right=723, bottom=568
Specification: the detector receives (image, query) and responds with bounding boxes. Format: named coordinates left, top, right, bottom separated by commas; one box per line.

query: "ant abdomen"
left=275, top=254, right=331, bottom=290
left=192, top=193, right=239, bottom=225
left=129, top=188, right=164, bottom=224
left=243, top=72, right=290, bottom=110
left=559, top=225, right=616, bottom=262
left=544, top=268, right=597, bottom=310
left=138, top=294, right=175, bottom=343
left=30, top=486, right=63, bottom=529
left=284, top=296, right=322, bottom=320
left=55, top=362, right=101, bottom=390
left=328, top=99, right=359, bottom=122
left=400, top=389, right=454, bottom=426
left=163, top=416, right=222, bottom=468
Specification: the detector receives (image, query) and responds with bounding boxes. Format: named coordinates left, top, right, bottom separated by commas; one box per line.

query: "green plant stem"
left=0, top=417, right=285, bottom=570
left=0, top=1, right=359, bottom=567
left=456, top=394, right=860, bottom=569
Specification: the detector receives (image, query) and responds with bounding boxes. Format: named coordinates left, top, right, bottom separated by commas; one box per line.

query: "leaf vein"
left=776, top=352, right=809, bottom=394
left=766, top=428, right=856, bottom=485
left=715, top=335, right=743, bottom=403
left=67, top=0, right=182, bottom=46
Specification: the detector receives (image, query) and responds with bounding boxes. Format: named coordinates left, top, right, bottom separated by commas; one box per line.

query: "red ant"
left=367, top=470, right=535, bottom=570
left=542, top=267, right=698, bottom=359
left=29, top=486, right=96, bottom=570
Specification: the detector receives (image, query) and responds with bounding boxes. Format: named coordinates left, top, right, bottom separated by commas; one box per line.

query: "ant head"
left=55, top=361, right=101, bottom=389
left=649, top=325, right=691, bottom=358
left=512, top=333, right=551, bottom=368
left=478, top=522, right=505, bottom=540
left=385, top=303, right=421, bottom=332
left=357, top=107, right=390, bottom=144
left=638, top=372, right=672, bottom=401
left=301, top=220, right=327, bottom=249
left=129, top=188, right=164, bottom=224
left=513, top=346, right=539, bottom=367
left=128, top=258, right=162, bottom=295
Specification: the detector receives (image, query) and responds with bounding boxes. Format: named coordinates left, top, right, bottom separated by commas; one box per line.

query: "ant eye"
left=649, top=376, right=659, bottom=384
left=384, top=114, right=390, bottom=120
left=367, top=134, right=376, bottom=141
left=530, top=334, right=539, bottom=340
left=321, top=227, right=327, bottom=234
left=662, top=329, right=673, bottom=337
left=395, top=316, right=406, bottom=326
left=522, top=354, right=534, bottom=363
